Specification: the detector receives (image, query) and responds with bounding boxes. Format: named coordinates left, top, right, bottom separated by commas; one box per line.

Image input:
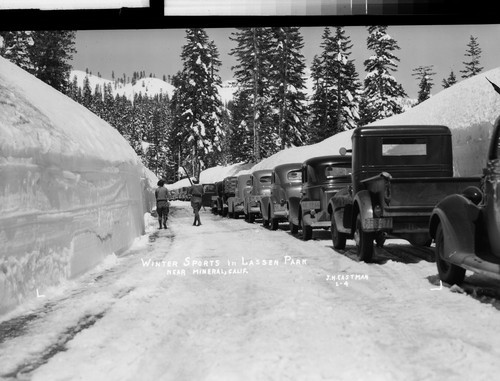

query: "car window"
left=204, top=184, right=215, bottom=192
left=259, top=176, right=271, bottom=184
left=382, top=137, right=427, bottom=156
left=287, top=170, right=302, bottom=182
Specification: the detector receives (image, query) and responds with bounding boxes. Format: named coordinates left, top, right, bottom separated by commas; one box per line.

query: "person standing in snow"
left=155, top=179, right=170, bottom=229
left=190, top=178, right=204, bottom=226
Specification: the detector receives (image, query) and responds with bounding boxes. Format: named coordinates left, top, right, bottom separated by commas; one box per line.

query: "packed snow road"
left=1, top=201, right=500, bottom=381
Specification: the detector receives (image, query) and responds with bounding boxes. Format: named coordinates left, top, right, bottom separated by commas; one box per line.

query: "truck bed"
left=364, top=176, right=481, bottom=215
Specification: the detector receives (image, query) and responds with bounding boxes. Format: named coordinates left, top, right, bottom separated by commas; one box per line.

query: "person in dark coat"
left=155, top=179, right=170, bottom=229
left=190, top=178, right=204, bottom=226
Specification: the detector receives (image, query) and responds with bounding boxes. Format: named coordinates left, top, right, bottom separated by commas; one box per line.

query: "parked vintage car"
left=212, top=181, right=224, bottom=214
left=228, top=173, right=252, bottom=219
left=289, top=156, right=352, bottom=240
left=221, top=176, right=238, bottom=218
left=244, top=169, right=272, bottom=223
left=331, top=125, right=480, bottom=262
left=429, top=120, right=500, bottom=285
left=202, top=183, right=216, bottom=208
left=260, top=163, right=302, bottom=230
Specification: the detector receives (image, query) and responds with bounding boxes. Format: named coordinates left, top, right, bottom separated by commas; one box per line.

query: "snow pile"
left=251, top=129, right=353, bottom=171
left=199, top=162, right=254, bottom=183
left=0, top=57, right=151, bottom=314
left=166, top=177, right=194, bottom=191
left=370, top=67, right=500, bottom=176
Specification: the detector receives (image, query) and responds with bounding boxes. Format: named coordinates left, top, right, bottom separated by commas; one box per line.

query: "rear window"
left=259, top=176, right=271, bottom=184
left=287, top=170, right=302, bottom=182
left=307, top=163, right=351, bottom=183
left=382, top=137, right=427, bottom=156
left=204, top=184, right=216, bottom=192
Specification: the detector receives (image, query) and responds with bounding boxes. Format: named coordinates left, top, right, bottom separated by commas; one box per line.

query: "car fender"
left=330, top=187, right=353, bottom=233
left=353, top=190, right=374, bottom=230
left=429, top=194, right=481, bottom=261
left=288, top=196, right=301, bottom=225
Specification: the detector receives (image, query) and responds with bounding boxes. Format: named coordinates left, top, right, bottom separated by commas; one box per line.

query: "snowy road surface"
left=1, top=201, right=500, bottom=381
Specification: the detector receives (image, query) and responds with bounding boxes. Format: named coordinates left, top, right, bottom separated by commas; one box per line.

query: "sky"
left=71, top=24, right=500, bottom=99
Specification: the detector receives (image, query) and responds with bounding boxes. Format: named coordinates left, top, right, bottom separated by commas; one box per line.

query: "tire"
left=269, top=206, right=279, bottom=230
left=354, top=214, right=375, bottom=262
left=290, top=220, right=298, bottom=234
left=375, top=235, right=386, bottom=248
left=262, top=215, right=269, bottom=228
left=301, top=214, right=312, bottom=241
left=270, top=217, right=279, bottom=231
left=331, top=215, right=346, bottom=250
left=249, top=213, right=255, bottom=223
left=435, top=223, right=466, bottom=285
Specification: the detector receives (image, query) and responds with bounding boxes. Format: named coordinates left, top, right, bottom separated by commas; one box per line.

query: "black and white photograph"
left=1, top=1, right=500, bottom=380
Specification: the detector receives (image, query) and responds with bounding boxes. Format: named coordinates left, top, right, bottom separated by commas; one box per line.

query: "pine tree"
left=269, top=27, right=308, bottom=150
left=230, top=27, right=274, bottom=161
left=412, top=65, right=436, bottom=104
left=442, top=71, right=457, bottom=89
left=226, top=90, right=254, bottom=163
left=360, top=25, right=407, bottom=125
left=0, top=31, right=34, bottom=71
left=308, top=27, right=361, bottom=143
left=171, top=29, right=224, bottom=178
left=461, top=35, right=483, bottom=79
left=27, top=31, right=77, bottom=93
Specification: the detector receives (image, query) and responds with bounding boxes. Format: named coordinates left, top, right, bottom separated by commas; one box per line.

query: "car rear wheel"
left=301, top=215, right=312, bottom=241
left=249, top=213, right=255, bottom=223
left=435, top=223, right=466, bottom=285
left=331, top=215, right=346, bottom=250
left=289, top=220, right=298, bottom=234
left=354, top=214, right=374, bottom=262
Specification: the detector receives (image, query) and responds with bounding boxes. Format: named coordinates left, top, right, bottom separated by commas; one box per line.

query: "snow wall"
left=370, top=67, right=500, bottom=176
left=0, top=57, right=155, bottom=314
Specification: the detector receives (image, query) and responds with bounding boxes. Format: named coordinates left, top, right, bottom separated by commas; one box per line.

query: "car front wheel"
left=301, top=215, right=312, bottom=241
left=435, top=223, right=466, bottom=285
left=331, top=215, right=346, bottom=250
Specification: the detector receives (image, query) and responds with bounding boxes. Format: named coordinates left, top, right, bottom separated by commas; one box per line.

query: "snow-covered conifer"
left=308, top=27, right=361, bottom=144
left=230, top=27, right=274, bottom=161
left=269, top=27, right=308, bottom=150
left=360, top=25, right=407, bottom=125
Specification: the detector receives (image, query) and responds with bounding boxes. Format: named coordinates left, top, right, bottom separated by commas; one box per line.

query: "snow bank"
left=0, top=57, right=152, bottom=314
left=251, top=129, right=353, bottom=172
left=370, top=67, right=500, bottom=176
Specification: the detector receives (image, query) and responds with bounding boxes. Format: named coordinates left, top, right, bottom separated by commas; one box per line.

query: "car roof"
left=353, top=125, right=451, bottom=137
left=303, top=155, right=352, bottom=166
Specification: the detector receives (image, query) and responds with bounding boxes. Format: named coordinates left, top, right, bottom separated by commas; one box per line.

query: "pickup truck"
left=260, top=163, right=302, bottom=230
left=289, top=156, right=352, bottom=240
left=330, top=125, right=480, bottom=262
left=429, top=120, right=500, bottom=284
left=202, top=183, right=216, bottom=208
left=244, top=169, right=272, bottom=223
